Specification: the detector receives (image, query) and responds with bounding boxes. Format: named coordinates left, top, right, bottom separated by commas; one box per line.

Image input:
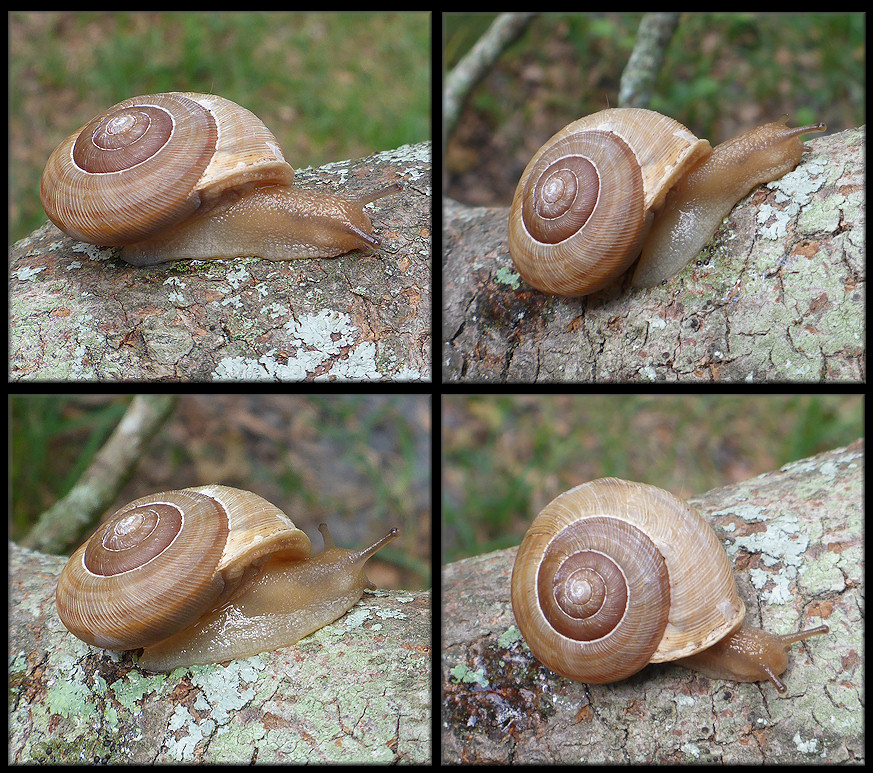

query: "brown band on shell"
left=83, top=503, right=184, bottom=576
left=539, top=517, right=670, bottom=645
left=73, top=105, right=175, bottom=172
left=516, top=513, right=670, bottom=683
left=525, top=156, right=598, bottom=241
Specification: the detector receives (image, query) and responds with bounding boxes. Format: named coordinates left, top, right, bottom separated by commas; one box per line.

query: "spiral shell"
left=510, top=478, right=745, bottom=683
left=55, top=485, right=310, bottom=650
left=39, top=92, right=295, bottom=246
left=508, top=109, right=711, bottom=296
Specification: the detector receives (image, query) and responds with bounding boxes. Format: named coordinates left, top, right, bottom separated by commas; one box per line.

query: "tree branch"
left=619, top=13, right=680, bottom=107
left=444, top=13, right=537, bottom=141
left=442, top=441, right=861, bottom=763
left=442, top=127, right=863, bottom=383
left=22, top=395, right=178, bottom=553
left=10, top=143, right=432, bottom=383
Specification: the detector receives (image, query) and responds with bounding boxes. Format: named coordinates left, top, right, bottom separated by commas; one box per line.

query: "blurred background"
left=10, top=11, right=431, bottom=244
left=11, top=394, right=431, bottom=591
left=442, top=394, right=863, bottom=562
left=445, top=12, right=864, bottom=209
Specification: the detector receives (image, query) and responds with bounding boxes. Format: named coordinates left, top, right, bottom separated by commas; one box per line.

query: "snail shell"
left=511, top=478, right=828, bottom=691
left=511, top=477, right=744, bottom=683
left=40, top=92, right=400, bottom=265
left=509, top=109, right=710, bottom=297
left=508, top=108, right=826, bottom=296
left=55, top=484, right=399, bottom=671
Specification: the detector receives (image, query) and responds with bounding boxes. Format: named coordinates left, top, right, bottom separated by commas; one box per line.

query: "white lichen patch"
left=11, top=265, right=45, bottom=280
left=225, top=266, right=250, bottom=290
left=213, top=310, right=385, bottom=382
left=494, top=266, right=521, bottom=289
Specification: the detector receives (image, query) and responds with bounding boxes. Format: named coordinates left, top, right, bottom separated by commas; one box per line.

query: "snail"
left=55, top=485, right=399, bottom=671
left=40, top=92, right=400, bottom=266
left=510, top=478, right=829, bottom=692
left=508, top=108, right=826, bottom=296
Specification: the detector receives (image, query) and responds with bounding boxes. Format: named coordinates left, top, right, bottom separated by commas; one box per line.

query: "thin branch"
left=22, top=394, right=178, bottom=554
left=619, top=13, right=680, bottom=108
left=444, top=13, right=536, bottom=140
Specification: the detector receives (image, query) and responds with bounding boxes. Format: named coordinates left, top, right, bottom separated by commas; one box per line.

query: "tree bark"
left=10, top=142, right=432, bottom=383
left=442, top=441, right=862, bottom=763
left=442, top=127, right=864, bottom=382
left=9, top=540, right=431, bottom=763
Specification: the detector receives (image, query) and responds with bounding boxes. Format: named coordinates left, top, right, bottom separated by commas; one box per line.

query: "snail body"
left=510, top=478, right=828, bottom=692
left=55, top=485, right=399, bottom=671
left=40, top=92, right=400, bottom=266
left=508, top=108, right=826, bottom=296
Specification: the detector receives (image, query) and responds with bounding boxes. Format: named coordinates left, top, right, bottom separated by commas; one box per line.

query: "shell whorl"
left=508, top=109, right=711, bottom=297
left=511, top=478, right=745, bottom=684
left=509, top=129, right=648, bottom=297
